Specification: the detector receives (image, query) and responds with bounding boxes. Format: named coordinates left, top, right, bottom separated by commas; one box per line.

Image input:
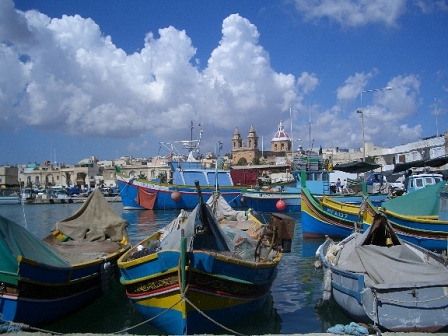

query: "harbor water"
left=0, top=202, right=354, bottom=335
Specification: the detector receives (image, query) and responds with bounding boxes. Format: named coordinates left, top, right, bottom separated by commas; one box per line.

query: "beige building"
left=231, top=125, right=259, bottom=165
left=18, top=156, right=102, bottom=189
left=0, top=166, right=19, bottom=188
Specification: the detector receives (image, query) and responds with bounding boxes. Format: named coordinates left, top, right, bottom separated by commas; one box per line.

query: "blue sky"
left=1, top=0, right=447, bottom=165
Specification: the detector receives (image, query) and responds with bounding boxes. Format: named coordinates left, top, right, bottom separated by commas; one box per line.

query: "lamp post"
left=356, top=109, right=365, bottom=162
left=356, top=86, right=392, bottom=161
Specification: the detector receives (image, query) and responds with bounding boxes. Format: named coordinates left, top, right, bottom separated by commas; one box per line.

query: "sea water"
left=0, top=203, right=352, bottom=335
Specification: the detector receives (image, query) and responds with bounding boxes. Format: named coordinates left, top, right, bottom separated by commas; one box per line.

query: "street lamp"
left=356, top=109, right=365, bottom=161
left=357, top=86, right=392, bottom=161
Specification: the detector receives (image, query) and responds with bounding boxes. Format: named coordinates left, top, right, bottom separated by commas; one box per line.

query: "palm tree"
left=138, top=173, right=147, bottom=180
left=63, top=172, right=72, bottom=186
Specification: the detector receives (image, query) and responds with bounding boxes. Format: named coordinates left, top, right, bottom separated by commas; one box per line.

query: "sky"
left=1, top=0, right=447, bottom=165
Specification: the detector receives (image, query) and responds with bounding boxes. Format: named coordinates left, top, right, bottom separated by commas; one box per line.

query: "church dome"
left=272, top=121, right=290, bottom=142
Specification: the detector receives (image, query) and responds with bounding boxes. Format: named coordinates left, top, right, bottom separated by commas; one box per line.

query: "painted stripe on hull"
left=132, top=287, right=268, bottom=334
left=117, top=179, right=243, bottom=210
left=301, top=192, right=358, bottom=238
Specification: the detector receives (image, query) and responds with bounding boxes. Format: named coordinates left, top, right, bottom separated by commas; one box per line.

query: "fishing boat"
left=0, top=189, right=130, bottom=327
left=241, top=160, right=388, bottom=213
left=300, top=186, right=375, bottom=238
left=118, top=181, right=293, bottom=335
left=116, top=160, right=243, bottom=211
left=363, top=180, right=448, bottom=251
left=116, top=124, right=245, bottom=211
left=316, top=212, right=448, bottom=332
left=0, top=188, right=20, bottom=205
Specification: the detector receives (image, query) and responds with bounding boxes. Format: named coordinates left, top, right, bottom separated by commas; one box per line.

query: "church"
left=231, top=122, right=293, bottom=165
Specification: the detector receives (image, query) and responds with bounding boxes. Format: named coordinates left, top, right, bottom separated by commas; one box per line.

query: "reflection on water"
left=0, top=204, right=355, bottom=334
left=122, top=209, right=182, bottom=244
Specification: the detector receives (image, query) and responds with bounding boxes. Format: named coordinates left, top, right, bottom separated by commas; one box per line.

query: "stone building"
left=0, top=166, right=19, bottom=188
left=271, top=121, right=292, bottom=153
left=18, top=156, right=102, bottom=189
left=231, top=125, right=259, bottom=165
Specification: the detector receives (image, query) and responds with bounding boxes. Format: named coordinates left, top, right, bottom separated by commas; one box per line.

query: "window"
left=415, top=179, right=423, bottom=188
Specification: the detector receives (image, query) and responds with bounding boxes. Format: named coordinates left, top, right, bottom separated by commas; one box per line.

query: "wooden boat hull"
left=241, top=190, right=301, bottom=213
left=242, top=169, right=386, bottom=214
left=318, top=237, right=448, bottom=332
left=119, top=233, right=280, bottom=335
left=1, top=189, right=131, bottom=326
left=1, top=249, right=125, bottom=326
left=0, top=197, right=21, bottom=205
left=116, top=173, right=243, bottom=210
left=301, top=187, right=377, bottom=238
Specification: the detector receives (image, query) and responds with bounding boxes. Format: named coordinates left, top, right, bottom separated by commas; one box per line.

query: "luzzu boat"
left=0, top=189, right=130, bottom=327
left=118, top=182, right=294, bottom=335
left=300, top=185, right=377, bottom=238
left=363, top=180, right=448, bottom=251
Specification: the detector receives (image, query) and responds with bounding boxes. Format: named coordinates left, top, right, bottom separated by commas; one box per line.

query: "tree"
left=237, top=157, right=247, bottom=166
left=157, top=171, right=167, bottom=183
left=138, top=173, right=147, bottom=180
left=63, top=172, right=71, bottom=186
left=365, top=156, right=377, bottom=164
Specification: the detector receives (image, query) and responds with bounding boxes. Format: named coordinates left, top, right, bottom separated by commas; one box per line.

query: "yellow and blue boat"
left=363, top=181, right=448, bottom=251
left=301, top=186, right=377, bottom=238
left=118, top=182, right=290, bottom=335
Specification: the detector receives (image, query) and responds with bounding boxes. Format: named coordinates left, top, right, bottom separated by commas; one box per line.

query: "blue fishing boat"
left=241, top=160, right=388, bottom=213
left=116, top=160, right=244, bottom=210
left=116, top=124, right=245, bottom=210
left=0, top=189, right=130, bottom=327
left=118, top=182, right=292, bottom=335
left=316, top=212, right=448, bottom=332
left=301, top=186, right=376, bottom=238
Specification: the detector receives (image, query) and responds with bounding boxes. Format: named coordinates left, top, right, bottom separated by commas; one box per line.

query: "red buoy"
left=240, top=197, right=245, bottom=203
left=276, top=199, right=286, bottom=211
left=171, top=190, right=181, bottom=201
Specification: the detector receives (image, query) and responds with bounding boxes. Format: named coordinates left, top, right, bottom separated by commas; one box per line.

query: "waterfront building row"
left=0, top=127, right=446, bottom=190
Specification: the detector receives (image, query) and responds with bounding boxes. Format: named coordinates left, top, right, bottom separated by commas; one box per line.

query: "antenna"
left=435, top=96, right=439, bottom=137
left=308, top=106, right=312, bottom=152
left=289, top=105, right=293, bottom=147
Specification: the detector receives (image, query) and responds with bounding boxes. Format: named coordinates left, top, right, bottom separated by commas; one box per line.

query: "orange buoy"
left=276, top=199, right=286, bottom=211
left=171, top=190, right=181, bottom=201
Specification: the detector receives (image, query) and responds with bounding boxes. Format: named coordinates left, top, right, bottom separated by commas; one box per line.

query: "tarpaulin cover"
left=392, top=155, right=448, bottom=173
left=53, top=188, right=129, bottom=242
left=333, top=161, right=381, bottom=173
left=0, top=216, right=70, bottom=280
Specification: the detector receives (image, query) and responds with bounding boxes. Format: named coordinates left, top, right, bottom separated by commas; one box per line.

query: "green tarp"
left=381, top=181, right=445, bottom=216
left=0, top=216, right=70, bottom=283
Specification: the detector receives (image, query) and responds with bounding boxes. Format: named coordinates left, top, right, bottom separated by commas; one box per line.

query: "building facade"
left=231, top=125, right=259, bottom=165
